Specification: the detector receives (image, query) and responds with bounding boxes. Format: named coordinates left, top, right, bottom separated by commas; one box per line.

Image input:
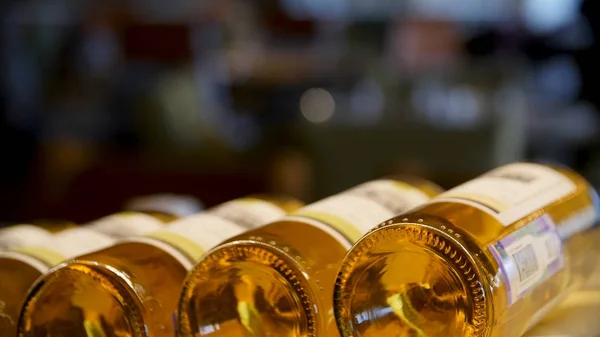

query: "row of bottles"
left=0, top=193, right=204, bottom=336
left=1, top=163, right=599, bottom=337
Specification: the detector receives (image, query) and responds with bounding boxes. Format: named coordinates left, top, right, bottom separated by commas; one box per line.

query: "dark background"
left=1, top=0, right=599, bottom=224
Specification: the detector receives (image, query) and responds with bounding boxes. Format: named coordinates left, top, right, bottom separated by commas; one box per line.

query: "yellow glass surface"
left=0, top=257, right=43, bottom=337
left=334, top=165, right=600, bottom=337
left=17, top=197, right=299, bottom=337
left=178, top=178, right=442, bottom=337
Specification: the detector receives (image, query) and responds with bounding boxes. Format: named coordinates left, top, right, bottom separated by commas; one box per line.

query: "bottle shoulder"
left=401, top=201, right=509, bottom=245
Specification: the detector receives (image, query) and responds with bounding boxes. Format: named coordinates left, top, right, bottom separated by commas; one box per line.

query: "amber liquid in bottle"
left=1, top=211, right=173, bottom=337
left=178, top=178, right=442, bottom=337
left=334, top=163, right=600, bottom=337
left=17, top=197, right=301, bottom=337
left=0, top=228, right=116, bottom=337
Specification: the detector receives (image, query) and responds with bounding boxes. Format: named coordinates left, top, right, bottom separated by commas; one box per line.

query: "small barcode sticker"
left=490, top=214, right=564, bottom=305
left=512, top=244, right=539, bottom=283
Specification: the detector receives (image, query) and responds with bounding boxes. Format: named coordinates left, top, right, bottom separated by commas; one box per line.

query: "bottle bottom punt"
left=179, top=241, right=317, bottom=337
left=335, top=222, right=490, bottom=337
left=19, top=261, right=145, bottom=337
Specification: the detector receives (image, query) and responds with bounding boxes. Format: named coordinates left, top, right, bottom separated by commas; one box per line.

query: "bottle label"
left=0, top=225, right=53, bottom=250
left=209, top=198, right=287, bottom=229
left=125, top=194, right=203, bottom=217
left=432, top=163, right=576, bottom=226
left=9, top=228, right=116, bottom=271
left=490, top=214, right=564, bottom=305
left=145, top=214, right=245, bottom=263
left=290, top=180, right=432, bottom=243
left=85, top=212, right=164, bottom=238
left=133, top=199, right=286, bottom=266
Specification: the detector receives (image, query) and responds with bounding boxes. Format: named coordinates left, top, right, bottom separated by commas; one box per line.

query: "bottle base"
left=178, top=240, right=318, bottom=337
left=335, top=219, right=490, bottom=337
left=18, top=261, right=147, bottom=337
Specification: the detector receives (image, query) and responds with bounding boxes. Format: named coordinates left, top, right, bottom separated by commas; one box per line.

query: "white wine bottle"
left=17, top=196, right=302, bottom=337
left=177, top=177, right=442, bottom=337
left=0, top=228, right=115, bottom=336
left=1, top=210, right=176, bottom=337
left=334, top=163, right=600, bottom=337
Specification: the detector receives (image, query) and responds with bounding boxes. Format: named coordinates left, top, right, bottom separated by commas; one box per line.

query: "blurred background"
left=1, top=0, right=600, bottom=224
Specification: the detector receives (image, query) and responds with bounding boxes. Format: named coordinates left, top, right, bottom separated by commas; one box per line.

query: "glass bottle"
left=17, top=196, right=302, bottom=337
left=0, top=228, right=115, bottom=336
left=177, top=178, right=442, bottom=337
left=334, top=163, right=600, bottom=337
left=1, top=210, right=176, bottom=336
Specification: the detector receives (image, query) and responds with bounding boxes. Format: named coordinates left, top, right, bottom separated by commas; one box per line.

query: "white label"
left=85, top=212, right=164, bottom=238
left=128, top=199, right=286, bottom=266
left=4, top=228, right=117, bottom=272
left=31, top=228, right=116, bottom=259
left=153, top=214, right=245, bottom=253
left=209, top=199, right=287, bottom=229
left=291, top=180, right=433, bottom=243
left=0, top=225, right=53, bottom=250
left=346, top=180, right=431, bottom=214
left=432, top=163, right=576, bottom=226
left=490, top=214, right=564, bottom=305
left=294, top=195, right=394, bottom=240
left=285, top=215, right=353, bottom=250
left=124, top=236, right=196, bottom=270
